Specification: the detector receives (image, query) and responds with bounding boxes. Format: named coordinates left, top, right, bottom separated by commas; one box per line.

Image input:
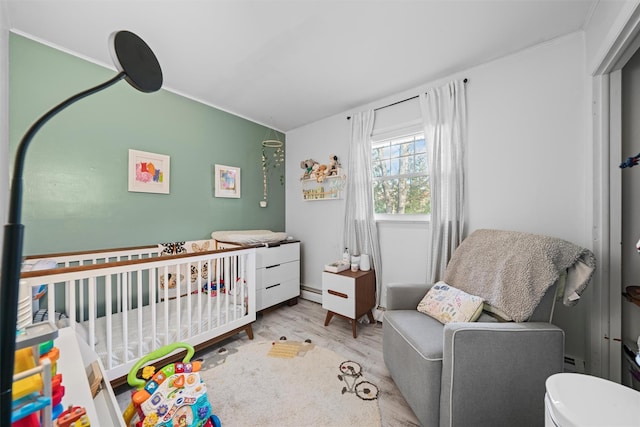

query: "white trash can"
left=545, top=373, right=640, bottom=426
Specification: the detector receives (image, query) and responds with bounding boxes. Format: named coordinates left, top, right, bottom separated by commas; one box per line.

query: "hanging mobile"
left=260, top=129, right=285, bottom=207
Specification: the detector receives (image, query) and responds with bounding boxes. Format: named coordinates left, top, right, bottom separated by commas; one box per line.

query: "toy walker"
left=123, top=342, right=221, bottom=427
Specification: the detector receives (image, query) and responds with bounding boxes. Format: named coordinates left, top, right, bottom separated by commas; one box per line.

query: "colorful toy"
left=40, top=346, right=60, bottom=376
left=51, top=374, right=65, bottom=421
left=55, top=405, right=90, bottom=427
left=13, top=348, right=42, bottom=400
left=124, top=342, right=221, bottom=427
left=202, top=281, right=225, bottom=297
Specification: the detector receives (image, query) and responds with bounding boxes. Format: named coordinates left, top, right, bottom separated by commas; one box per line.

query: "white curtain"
left=343, top=110, right=383, bottom=320
left=420, top=79, right=467, bottom=283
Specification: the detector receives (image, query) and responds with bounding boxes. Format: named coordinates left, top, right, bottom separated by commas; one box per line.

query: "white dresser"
left=216, top=240, right=300, bottom=311
left=255, top=241, right=300, bottom=311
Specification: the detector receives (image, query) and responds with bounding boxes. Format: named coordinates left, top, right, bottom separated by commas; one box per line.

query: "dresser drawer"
left=256, top=242, right=299, bottom=268
left=257, top=278, right=300, bottom=311
left=258, top=261, right=299, bottom=290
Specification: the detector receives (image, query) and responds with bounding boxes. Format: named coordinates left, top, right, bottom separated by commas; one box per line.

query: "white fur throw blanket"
left=443, top=229, right=596, bottom=322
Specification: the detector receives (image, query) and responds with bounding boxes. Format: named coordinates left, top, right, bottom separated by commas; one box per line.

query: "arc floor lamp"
left=0, top=30, right=163, bottom=424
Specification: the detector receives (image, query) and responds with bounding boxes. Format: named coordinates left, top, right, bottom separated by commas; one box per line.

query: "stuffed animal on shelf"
left=315, top=164, right=329, bottom=182
left=300, top=159, right=319, bottom=180
left=328, top=154, right=341, bottom=176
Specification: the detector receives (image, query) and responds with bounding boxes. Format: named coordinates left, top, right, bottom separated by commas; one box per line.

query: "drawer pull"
left=266, top=283, right=281, bottom=290
left=266, top=264, right=281, bottom=269
left=328, top=289, right=348, bottom=299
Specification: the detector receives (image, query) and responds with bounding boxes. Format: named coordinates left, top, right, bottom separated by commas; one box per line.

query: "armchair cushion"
left=417, top=282, right=484, bottom=324
left=441, top=322, right=564, bottom=427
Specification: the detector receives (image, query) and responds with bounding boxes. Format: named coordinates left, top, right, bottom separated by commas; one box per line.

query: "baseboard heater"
left=300, top=285, right=322, bottom=304
left=301, top=285, right=321, bottom=294
left=564, top=355, right=586, bottom=374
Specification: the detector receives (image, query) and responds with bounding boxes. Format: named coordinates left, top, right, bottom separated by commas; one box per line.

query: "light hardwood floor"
left=115, top=298, right=420, bottom=426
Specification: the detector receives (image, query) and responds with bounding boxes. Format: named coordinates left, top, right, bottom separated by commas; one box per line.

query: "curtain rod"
left=347, top=78, right=467, bottom=120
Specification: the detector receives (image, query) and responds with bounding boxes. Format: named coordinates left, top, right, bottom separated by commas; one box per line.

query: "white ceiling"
left=6, top=0, right=598, bottom=132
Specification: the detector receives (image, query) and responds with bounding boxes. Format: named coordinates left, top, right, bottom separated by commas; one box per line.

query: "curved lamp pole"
left=0, top=30, right=162, bottom=424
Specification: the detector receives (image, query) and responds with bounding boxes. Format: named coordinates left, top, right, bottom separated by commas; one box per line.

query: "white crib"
left=19, top=244, right=256, bottom=385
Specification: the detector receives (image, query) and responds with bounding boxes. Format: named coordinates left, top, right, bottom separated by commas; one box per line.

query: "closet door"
left=609, top=69, right=623, bottom=383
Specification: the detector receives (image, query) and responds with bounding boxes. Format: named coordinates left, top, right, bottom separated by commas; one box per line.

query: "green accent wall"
left=9, top=33, right=285, bottom=255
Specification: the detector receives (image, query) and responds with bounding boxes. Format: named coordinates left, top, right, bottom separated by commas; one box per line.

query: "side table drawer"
left=322, top=272, right=355, bottom=318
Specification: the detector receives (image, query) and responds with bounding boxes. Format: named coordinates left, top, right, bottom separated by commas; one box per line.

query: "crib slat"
left=151, top=268, right=157, bottom=353
left=175, top=264, right=181, bottom=341
left=79, top=279, right=85, bottom=323
left=106, top=274, right=113, bottom=370
left=68, top=280, right=76, bottom=326
left=163, top=266, right=169, bottom=346
left=137, top=268, right=143, bottom=360
left=117, top=271, right=122, bottom=314
left=88, top=276, right=96, bottom=349
left=122, top=272, right=129, bottom=363
left=46, top=279, right=55, bottom=323
left=186, top=261, right=193, bottom=338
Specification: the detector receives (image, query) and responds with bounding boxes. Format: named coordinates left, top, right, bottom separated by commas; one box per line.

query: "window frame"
left=371, top=124, right=430, bottom=223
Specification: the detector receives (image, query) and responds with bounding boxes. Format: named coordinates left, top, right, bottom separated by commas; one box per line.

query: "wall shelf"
left=301, top=175, right=346, bottom=201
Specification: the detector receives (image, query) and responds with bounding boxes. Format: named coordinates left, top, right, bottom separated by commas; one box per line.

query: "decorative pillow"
left=188, top=240, right=213, bottom=253
left=159, top=241, right=186, bottom=256
left=417, top=281, right=484, bottom=324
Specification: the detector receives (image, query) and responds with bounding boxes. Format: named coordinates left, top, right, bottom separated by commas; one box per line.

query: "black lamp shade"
left=110, top=30, right=163, bottom=93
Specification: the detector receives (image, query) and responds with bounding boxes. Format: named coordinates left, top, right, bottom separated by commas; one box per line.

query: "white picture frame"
left=128, top=149, right=170, bottom=194
left=214, top=164, right=241, bottom=198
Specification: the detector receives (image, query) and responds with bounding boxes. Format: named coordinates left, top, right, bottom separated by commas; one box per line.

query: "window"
left=372, top=132, right=429, bottom=219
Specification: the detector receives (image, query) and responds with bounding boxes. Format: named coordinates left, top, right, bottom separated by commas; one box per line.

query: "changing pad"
left=211, top=230, right=287, bottom=245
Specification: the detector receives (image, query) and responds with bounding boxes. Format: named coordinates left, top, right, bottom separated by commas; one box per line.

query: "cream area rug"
left=199, top=339, right=381, bottom=427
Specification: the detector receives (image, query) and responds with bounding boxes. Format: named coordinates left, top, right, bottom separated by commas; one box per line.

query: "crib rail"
left=20, top=247, right=256, bottom=381
left=26, top=245, right=160, bottom=267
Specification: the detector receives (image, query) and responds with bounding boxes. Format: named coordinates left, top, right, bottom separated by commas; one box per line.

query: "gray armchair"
left=383, top=229, right=595, bottom=427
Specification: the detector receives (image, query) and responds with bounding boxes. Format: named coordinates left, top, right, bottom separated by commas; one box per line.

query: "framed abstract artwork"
left=128, top=149, right=170, bottom=194
left=214, top=164, right=241, bottom=198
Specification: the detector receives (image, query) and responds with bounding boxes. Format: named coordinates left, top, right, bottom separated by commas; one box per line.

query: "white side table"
left=322, top=269, right=376, bottom=338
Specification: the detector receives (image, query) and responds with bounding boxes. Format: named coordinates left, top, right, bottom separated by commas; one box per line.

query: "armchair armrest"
left=385, top=282, right=432, bottom=310
left=440, top=322, right=564, bottom=427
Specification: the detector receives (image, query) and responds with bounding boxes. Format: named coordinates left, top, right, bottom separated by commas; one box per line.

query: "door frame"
left=591, top=4, right=640, bottom=380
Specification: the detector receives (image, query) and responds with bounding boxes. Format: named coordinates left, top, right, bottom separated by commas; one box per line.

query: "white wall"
left=286, top=113, right=351, bottom=301
left=286, top=32, right=591, bottom=360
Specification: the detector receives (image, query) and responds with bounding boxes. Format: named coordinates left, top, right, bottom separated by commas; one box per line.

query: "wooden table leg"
left=245, top=324, right=254, bottom=340
left=352, top=319, right=357, bottom=338
left=324, top=311, right=334, bottom=326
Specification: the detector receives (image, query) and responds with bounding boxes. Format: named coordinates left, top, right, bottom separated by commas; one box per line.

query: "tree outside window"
left=372, top=132, right=430, bottom=216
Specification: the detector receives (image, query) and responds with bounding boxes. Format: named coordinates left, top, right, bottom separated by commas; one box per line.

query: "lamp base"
left=0, top=223, right=25, bottom=424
